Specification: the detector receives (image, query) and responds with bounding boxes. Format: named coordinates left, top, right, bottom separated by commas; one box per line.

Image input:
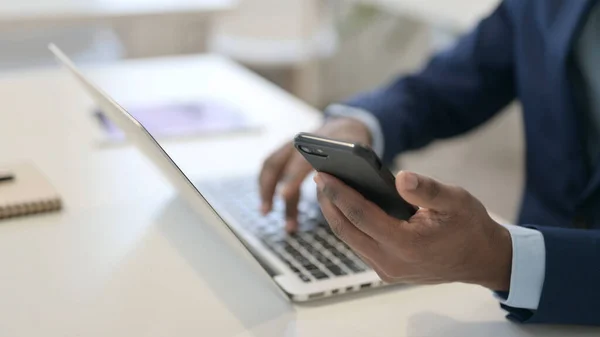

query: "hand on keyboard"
left=201, top=177, right=371, bottom=282
left=258, top=117, right=372, bottom=232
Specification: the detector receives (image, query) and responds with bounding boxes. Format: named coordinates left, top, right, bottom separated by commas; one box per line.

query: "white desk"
left=0, top=56, right=597, bottom=336
left=348, top=0, right=500, bottom=32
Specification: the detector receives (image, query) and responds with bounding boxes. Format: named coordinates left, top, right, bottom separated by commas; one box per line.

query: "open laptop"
left=49, top=44, right=385, bottom=302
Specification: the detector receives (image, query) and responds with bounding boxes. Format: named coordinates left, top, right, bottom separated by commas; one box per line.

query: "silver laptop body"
left=50, top=44, right=385, bottom=302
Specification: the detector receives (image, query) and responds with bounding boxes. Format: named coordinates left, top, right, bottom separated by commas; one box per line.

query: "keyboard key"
left=304, top=245, right=319, bottom=256
left=339, top=257, right=352, bottom=264
left=263, top=237, right=281, bottom=246
left=311, top=270, right=329, bottom=280
left=315, top=253, right=332, bottom=265
left=344, top=260, right=366, bottom=272
left=284, top=244, right=299, bottom=254
left=297, top=256, right=312, bottom=267
left=336, top=242, right=350, bottom=251
left=296, top=236, right=309, bottom=247
left=325, top=264, right=346, bottom=276
left=313, top=235, right=328, bottom=246
left=304, top=264, right=319, bottom=271
left=352, top=257, right=368, bottom=267
left=264, top=232, right=285, bottom=242
left=332, top=250, right=347, bottom=260
left=298, top=274, right=311, bottom=282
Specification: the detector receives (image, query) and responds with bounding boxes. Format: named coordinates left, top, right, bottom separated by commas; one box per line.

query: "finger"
left=317, top=189, right=381, bottom=261
left=395, top=171, right=464, bottom=212
left=280, top=154, right=313, bottom=232
left=314, top=172, right=402, bottom=245
left=259, top=143, right=294, bottom=214
left=282, top=185, right=300, bottom=233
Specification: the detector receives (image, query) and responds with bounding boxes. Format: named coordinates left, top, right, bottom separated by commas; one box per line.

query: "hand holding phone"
left=294, top=133, right=417, bottom=220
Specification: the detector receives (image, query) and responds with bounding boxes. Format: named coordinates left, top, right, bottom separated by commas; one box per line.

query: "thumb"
left=395, top=171, right=461, bottom=212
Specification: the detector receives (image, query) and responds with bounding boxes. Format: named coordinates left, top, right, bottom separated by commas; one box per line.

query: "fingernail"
left=313, top=173, right=324, bottom=189
left=261, top=203, right=270, bottom=215
left=285, top=219, right=297, bottom=233
left=402, top=171, right=419, bottom=190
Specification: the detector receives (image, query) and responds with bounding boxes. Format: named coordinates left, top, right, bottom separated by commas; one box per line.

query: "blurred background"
left=0, top=0, right=523, bottom=222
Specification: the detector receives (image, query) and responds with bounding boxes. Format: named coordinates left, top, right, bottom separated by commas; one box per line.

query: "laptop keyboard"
left=200, top=177, right=370, bottom=283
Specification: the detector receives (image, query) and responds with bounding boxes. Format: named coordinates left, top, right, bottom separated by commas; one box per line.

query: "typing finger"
left=280, top=153, right=313, bottom=232
left=259, top=143, right=293, bottom=214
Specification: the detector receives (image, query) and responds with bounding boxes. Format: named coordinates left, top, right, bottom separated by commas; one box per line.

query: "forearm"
left=339, top=1, right=516, bottom=164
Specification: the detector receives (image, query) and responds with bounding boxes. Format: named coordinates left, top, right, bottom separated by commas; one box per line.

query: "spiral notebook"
left=0, top=163, right=62, bottom=220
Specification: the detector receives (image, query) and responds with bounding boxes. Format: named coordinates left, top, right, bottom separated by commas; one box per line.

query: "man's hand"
left=314, top=171, right=513, bottom=291
left=258, top=117, right=372, bottom=232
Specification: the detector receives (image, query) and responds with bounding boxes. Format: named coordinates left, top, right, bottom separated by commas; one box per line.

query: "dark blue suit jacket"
left=344, top=0, right=600, bottom=326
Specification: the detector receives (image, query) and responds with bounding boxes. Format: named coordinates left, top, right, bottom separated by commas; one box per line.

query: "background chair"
left=207, top=0, right=338, bottom=106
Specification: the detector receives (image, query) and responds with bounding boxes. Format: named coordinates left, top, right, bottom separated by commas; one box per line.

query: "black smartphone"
left=294, top=132, right=417, bottom=220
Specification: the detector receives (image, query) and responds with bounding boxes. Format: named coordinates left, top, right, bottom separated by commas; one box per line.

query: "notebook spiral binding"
left=0, top=198, right=62, bottom=219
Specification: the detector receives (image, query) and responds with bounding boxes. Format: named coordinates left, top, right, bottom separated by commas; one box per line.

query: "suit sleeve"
left=501, top=226, right=600, bottom=326
left=343, top=1, right=517, bottom=164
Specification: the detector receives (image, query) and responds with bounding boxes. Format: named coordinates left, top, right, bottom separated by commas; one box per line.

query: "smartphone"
left=294, top=132, right=417, bottom=220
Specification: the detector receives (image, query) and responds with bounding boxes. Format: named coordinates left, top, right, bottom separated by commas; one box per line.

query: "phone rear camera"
left=299, top=145, right=312, bottom=154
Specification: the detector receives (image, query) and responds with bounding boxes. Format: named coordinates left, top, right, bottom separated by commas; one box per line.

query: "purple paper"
left=96, top=100, right=253, bottom=140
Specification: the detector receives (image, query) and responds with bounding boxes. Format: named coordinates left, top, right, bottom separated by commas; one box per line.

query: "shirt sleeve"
left=495, top=224, right=546, bottom=310
left=324, top=104, right=385, bottom=158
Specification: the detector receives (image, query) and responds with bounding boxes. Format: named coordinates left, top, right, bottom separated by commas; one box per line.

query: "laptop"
left=49, top=44, right=385, bottom=302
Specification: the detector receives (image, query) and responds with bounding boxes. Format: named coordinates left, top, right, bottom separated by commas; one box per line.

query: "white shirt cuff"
left=494, top=224, right=546, bottom=310
left=325, top=104, right=385, bottom=158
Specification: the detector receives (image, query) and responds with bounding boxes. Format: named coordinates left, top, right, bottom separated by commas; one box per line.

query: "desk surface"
left=0, top=0, right=235, bottom=24
left=351, top=0, right=500, bottom=32
left=0, top=56, right=597, bottom=336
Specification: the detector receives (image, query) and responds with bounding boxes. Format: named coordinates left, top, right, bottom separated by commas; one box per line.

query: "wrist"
left=467, top=222, right=512, bottom=291
left=326, top=117, right=373, bottom=146
left=479, top=224, right=513, bottom=291
left=324, top=104, right=385, bottom=156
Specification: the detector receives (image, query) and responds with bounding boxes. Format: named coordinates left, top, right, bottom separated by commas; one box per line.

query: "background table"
left=0, top=0, right=236, bottom=61
left=0, top=0, right=234, bottom=24
left=0, top=55, right=597, bottom=336
left=345, top=0, right=500, bottom=32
